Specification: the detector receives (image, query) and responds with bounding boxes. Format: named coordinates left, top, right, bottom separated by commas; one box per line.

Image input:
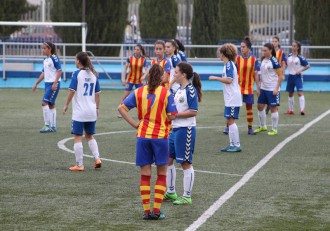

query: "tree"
left=50, top=0, right=128, bottom=56
left=219, top=0, right=249, bottom=42
left=294, top=0, right=310, bottom=41
left=139, top=0, right=177, bottom=42
left=191, top=0, right=221, bottom=57
left=0, top=0, right=37, bottom=38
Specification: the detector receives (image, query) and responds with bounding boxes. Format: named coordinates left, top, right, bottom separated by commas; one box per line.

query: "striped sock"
left=153, top=174, right=166, bottom=213
left=140, top=175, right=151, bottom=213
left=246, top=103, right=253, bottom=129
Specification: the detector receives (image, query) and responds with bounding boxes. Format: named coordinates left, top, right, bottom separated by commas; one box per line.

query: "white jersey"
left=42, top=54, right=62, bottom=83
left=287, top=53, right=309, bottom=75
left=69, top=69, right=101, bottom=122
left=168, top=54, right=181, bottom=94
left=260, top=57, right=282, bottom=91
left=172, top=83, right=198, bottom=128
left=222, top=61, right=242, bottom=107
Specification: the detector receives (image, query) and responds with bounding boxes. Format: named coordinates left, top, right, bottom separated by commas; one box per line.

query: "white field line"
left=185, top=109, right=330, bottom=231
left=57, top=130, right=243, bottom=177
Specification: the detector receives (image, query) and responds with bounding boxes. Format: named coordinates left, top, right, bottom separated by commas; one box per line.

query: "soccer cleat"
left=117, top=114, right=122, bottom=118
left=50, top=126, right=57, bottom=132
left=94, top=158, right=102, bottom=169
left=267, top=129, right=278, bottom=136
left=223, top=127, right=229, bottom=135
left=173, top=196, right=192, bottom=205
left=226, top=146, right=242, bottom=152
left=150, top=210, right=165, bottom=220
left=40, top=125, right=52, bottom=133
left=163, top=192, right=177, bottom=201
left=221, top=146, right=234, bottom=152
left=142, top=212, right=152, bottom=220
left=285, top=110, right=295, bottom=115
left=254, top=126, right=268, bottom=133
left=300, top=110, right=305, bottom=115
left=69, top=165, right=85, bottom=171
left=248, top=128, right=256, bottom=135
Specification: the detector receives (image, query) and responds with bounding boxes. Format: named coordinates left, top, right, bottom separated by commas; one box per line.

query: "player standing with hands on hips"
left=63, top=52, right=102, bottom=171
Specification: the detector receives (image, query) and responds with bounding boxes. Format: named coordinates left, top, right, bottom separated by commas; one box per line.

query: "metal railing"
left=1, top=42, right=330, bottom=80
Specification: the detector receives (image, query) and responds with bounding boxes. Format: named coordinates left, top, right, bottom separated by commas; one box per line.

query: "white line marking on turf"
left=57, top=130, right=243, bottom=177
left=185, top=109, right=330, bottom=231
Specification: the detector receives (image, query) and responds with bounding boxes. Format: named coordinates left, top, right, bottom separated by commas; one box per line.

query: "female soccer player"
left=209, top=44, right=242, bottom=152
left=164, top=62, right=202, bottom=205
left=121, top=44, right=149, bottom=100
left=254, top=43, right=284, bottom=135
left=285, top=41, right=310, bottom=115
left=236, top=36, right=260, bottom=135
left=165, top=40, right=181, bottom=94
left=118, top=64, right=177, bottom=220
left=150, top=40, right=171, bottom=88
left=32, top=41, right=62, bottom=133
left=174, top=39, right=188, bottom=62
left=62, top=52, right=102, bottom=171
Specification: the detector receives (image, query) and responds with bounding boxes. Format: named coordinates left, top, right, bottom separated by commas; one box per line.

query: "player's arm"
left=52, top=70, right=63, bottom=91
left=62, top=90, right=75, bottom=115
left=254, top=71, right=261, bottom=96
left=176, top=110, right=197, bottom=119
left=95, top=92, right=100, bottom=117
left=273, top=68, right=284, bottom=95
left=209, top=75, right=233, bottom=84
left=296, top=64, right=310, bottom=75
left=32, top=72, right=45, bottom=92
left=117, top=105, right=140, bottom=129
left=121, top=63, right=130, bottom=86
left=141, top=66, right=149, bottom=82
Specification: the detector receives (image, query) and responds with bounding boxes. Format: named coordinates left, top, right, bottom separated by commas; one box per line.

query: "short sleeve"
left=298, top=55, right=309, bottom=67
left=271, top=57, right=281, bottom=69
left=179, top=51, right=187, bottom=62
left=95, top=78, right=101, bottom=93
left=122, top=90, right=137, bottom=111
left=126, top=57, right=130, bottom=63
left=282, top=52, right=287, bottom=62
left=186, top=85, right=198, bottom=111
left=68, top=70, right=79, bottom=91
left=143, top=58, right=148, bottom=67
left=51, top=55, right=62, bottom=71
left=225, top=62, right=234, bottom=79
left=171, top=55, right=180, bottom=68
left=164, top=60, right=171, bottom=73
left=166, top=93, right=177, bottom=115
left=254, top=59, right=260, bottom=71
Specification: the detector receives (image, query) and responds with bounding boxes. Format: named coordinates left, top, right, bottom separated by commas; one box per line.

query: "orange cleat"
left=285, top=110, right=294, bottom=115
left=69, top=165, right=85, bottom=171
left=94, top=159, right=102, bottom=169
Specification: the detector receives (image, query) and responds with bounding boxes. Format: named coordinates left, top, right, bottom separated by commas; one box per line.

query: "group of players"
left=32, top=36, right=310, bottom=220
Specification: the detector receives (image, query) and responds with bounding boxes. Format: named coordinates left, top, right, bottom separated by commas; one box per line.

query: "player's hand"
left=32, top=84, right=37, bottom=92
left=273, top=89, right=278, bottom=95
left=257, top=89, right=260, bottom=97
left=96, top=108, right=99, bottom=118
left=62, top=105, right=68, bottom=115
left=209, top=76, right=216, bottom=81
left=52, top=82, right=58, bottom=91
left=122, top=81, right=126, bottom=86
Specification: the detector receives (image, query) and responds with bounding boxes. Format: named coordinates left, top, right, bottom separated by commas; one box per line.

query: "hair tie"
left=43, top=42, right=51, bottom=48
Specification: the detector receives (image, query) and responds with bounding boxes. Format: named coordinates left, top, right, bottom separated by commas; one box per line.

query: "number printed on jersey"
left=83, top=82, right=94, bottom=96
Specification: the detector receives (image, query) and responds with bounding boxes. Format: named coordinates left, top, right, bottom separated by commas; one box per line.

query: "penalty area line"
left=185, top=109, right=330, bottom=231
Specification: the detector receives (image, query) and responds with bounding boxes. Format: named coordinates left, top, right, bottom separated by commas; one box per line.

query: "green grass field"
left=0, top=88, right=329, bottom=231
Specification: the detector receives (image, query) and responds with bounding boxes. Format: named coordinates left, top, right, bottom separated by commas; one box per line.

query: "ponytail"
left=76, top=51, right=98, bottom=76
left=192, top=72, right=202, bottom=102
left=136, top=44, right=149, bottom=59
left=147, top=63, right=163, bottom=93
left=43, top=41, right=58, bottom=56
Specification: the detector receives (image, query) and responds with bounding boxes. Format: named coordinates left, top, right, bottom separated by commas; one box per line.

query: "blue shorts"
left=136, top=138, right=169, bottom=166
left=224, top=106, right=240, bottom=119
left=43, top=82, right=60, bottom=105
left=242, top=94, right=254, bottom=104
left=169, top=127, right=196, bottom=164
left=71, top=120, right=96, bottom=136
left=286, top=74, right=303, bottom=92
left=125, top=83, right=143, bottom=91
left=258, top=89, right=280, bottom=107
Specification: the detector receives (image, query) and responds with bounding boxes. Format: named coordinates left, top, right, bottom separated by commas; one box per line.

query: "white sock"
left=166, top=164, right=176, bottom=193
left=258, top=109, right=266, bottom=127
left=49, top=108, right=56, bottom=127
left=74, top=142, right=84, bottom=166
left=88, top=139, right=100, bottom=160
left=183, top=166, right=195, bottom=198
left=299, top=95, right=305, bottom=111
left=271, top=112, right=279, bottom=130
left=229, top=123, right=240, bottom=147
left=288, top=97, right=294, bottom=111
left=42, top=105, right=50, bottom=126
